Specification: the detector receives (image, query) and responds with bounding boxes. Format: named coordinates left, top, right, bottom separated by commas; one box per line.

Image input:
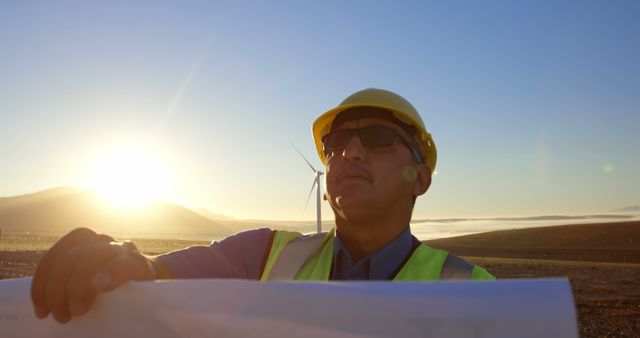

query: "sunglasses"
left=321, top=125, right=423, bottom=163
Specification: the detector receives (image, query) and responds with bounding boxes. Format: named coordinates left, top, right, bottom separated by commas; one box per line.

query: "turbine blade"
left=289, top=140, right=317, bottom=172
left=301, top=178, right=318, bottom=218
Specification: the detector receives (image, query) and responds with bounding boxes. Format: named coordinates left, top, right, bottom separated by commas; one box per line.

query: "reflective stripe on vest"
left=261, top=229, right=484, bottom=281
left=440, top=253, right=474, bottom=279
left=267, top=233, right=326, bottom=280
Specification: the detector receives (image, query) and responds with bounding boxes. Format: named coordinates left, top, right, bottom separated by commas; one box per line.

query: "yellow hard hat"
left=312, top=88, right=437, bottom=172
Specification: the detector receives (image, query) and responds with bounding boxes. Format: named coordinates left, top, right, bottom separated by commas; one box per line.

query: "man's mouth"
left=335, top=166, right=373, bottom=184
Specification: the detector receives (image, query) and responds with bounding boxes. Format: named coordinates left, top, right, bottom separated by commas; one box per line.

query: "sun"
left=85, top=142, right=175, bottom=208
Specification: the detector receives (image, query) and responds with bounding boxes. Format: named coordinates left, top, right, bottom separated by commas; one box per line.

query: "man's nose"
left=341, top=133, right=366, bottom=162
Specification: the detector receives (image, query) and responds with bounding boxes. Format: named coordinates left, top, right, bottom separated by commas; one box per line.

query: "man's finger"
left=66, top=243, right=125, bottom=316
left=31, top=228, right=113, bottom=320
left=45, top=243, right=102, bottom=323
left=31, top=228, right=98, bottom=318
left=91, top=247, right=154, bottom=293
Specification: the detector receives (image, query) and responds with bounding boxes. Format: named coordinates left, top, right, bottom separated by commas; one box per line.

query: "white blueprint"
left=0, top=278, right=578, bottom=338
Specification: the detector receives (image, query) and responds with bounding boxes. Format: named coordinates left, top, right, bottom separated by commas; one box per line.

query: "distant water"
left=114, top=212, right=640, bottom=242
left=254, top=213, right=640, bottom=241
left=409, top=213, right=640, bottom=240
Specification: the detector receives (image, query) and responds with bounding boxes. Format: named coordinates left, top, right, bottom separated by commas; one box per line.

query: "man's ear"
left=413, top=165, right=432, bottom=197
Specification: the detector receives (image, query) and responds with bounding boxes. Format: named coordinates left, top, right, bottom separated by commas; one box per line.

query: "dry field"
left=466, top=257, right=640, bottom=338
left=0, top=233, right=209, bottom=279
left=2, top=229, right=639, bottom=338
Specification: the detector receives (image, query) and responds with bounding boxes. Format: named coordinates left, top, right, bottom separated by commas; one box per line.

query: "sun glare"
left=85, top=142, right=175, bottom=208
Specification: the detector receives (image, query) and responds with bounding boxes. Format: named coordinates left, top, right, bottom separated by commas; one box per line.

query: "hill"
left=0, top=187, right=230, bottom=238
left=425, top=220, right=640, bottom=263
left=613, top=205, right=640, bottom=213
left=194, top=208, right=237, bottom=221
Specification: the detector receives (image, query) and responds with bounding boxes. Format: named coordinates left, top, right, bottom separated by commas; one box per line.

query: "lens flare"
left=602, top=163, right=614, bottom=174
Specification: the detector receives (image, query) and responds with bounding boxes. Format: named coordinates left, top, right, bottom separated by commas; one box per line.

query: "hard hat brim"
left=312, top=103, right=437, bottom=172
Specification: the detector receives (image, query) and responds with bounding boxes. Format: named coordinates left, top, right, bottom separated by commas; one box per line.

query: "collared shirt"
left=331, top=227, right=417, bottom=280
left=159, top=227, right=419, bottom=280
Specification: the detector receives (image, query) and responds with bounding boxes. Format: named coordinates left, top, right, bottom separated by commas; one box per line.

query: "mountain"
left=194, top=208, right=237, bottom=221
left=0, top=187, right=80, bottom=212
left=612, top=206, right=640, bottom=213
left=0, top=187, right=231, bottom=238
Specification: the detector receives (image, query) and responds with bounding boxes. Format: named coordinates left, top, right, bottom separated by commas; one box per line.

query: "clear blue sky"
left=1, top=1, right=638, bottom=219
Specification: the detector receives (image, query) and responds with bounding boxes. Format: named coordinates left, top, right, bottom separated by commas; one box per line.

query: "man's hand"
left=30, top=228, right=166, bottom=323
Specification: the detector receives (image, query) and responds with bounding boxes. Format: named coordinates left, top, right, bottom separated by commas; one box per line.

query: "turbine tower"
left=293, top=144, right=324, bottom=234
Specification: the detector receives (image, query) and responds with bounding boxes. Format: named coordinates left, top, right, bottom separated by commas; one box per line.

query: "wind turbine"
left=292, top=143, right=324, bottom=234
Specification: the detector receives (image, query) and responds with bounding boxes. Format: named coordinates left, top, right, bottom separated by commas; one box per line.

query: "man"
left=31, top=88, right=494, bottom=324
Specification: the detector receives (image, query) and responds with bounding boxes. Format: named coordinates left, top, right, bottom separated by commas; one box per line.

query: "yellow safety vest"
left=260, top=228, right=495, bottom=281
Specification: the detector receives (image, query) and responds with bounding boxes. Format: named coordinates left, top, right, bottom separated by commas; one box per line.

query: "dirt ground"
left=1, top=233, right=639, bottom=337
left=467, top=256, right=640, bottom=338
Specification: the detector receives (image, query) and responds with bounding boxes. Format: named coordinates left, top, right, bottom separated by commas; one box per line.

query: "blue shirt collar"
left=332, top=227, right=416, bottom=280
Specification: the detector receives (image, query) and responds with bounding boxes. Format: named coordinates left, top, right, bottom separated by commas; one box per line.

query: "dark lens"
left=322, top=129, right=352, bottom=153
left=357, top=126, right=398, bottom=148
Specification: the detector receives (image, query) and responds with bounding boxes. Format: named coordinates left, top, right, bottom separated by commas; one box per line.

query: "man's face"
left=323, top=117, right=430, bottom=221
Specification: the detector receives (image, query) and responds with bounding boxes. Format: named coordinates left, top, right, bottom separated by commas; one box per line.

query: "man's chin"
left=333, top=196, right=372, bottom=220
